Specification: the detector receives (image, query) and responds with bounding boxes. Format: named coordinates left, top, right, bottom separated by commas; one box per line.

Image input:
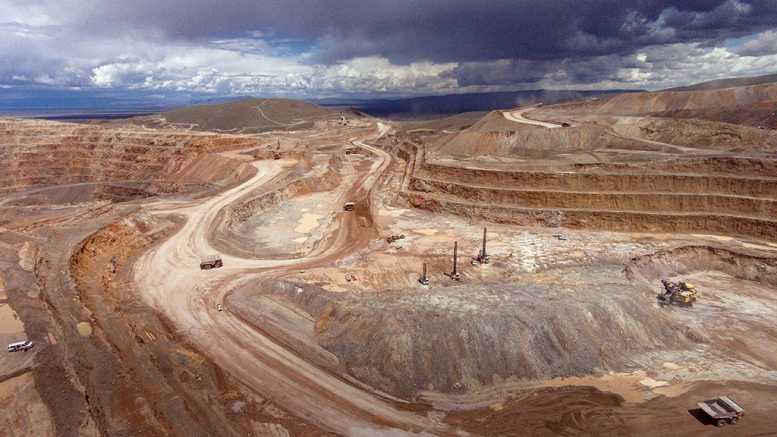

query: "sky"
left=1, top=0, right=777, bottom=106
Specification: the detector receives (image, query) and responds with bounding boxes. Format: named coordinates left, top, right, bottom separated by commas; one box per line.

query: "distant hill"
left=664, top=73, right=777, bottom=92
left=598, top=82, right=777, bottom=114
left=316, top=89, right=639, bottom=118
left=125, top=98, right=348, bottom=133
left=432, top=110, right=611, bottom=157
left=595, top=79, right=777, bottom=128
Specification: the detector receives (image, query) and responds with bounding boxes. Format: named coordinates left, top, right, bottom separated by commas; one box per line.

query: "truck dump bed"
left=698, top=396, right=744, bottom=418
left=199, top=254, right=223, bottom=270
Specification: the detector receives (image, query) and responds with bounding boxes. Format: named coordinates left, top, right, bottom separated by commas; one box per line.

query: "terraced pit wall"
left=572, top=156, right=777, bottom=176
left=0, top=118, right=264, bottom=195
left=398, top=141, right=777, bottom=241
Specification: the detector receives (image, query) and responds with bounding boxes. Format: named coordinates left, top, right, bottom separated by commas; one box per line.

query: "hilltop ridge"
left=124, top=98, right=354, bottom=133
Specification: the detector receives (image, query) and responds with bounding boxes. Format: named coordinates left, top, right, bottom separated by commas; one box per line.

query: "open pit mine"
left=1, top=86, right=777, bottom=436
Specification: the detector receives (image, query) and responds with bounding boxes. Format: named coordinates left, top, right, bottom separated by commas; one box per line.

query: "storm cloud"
left=1, top=0, right=776, bottom=98
left=32, top=0, right=777, bottom=62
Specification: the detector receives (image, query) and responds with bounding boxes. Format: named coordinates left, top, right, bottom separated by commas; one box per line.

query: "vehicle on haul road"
left=697, top=396, right=744, bottom=427
left=343, top=202, right=355, bottom=211
left=199, top=254, right=223, bottom=270
left=7, top=341, right=34, bottom=352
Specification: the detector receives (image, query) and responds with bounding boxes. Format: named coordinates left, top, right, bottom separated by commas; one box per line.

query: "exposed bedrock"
left=0, top=118, right=262, bottom=196
left=233, top=247, right=777, bottom=402
left=402, top=192, right=777, bottom=241
left=210, top=156, right=344, bottom=257
left=410, top=177, right=777, bottom=216
left=418, top=164, right=777, bottom=196
left=398, top=142, right=777, bottom=241
left=625, top=245, right=777, bottom=288
left=234, top=277, right=690, bottom=401
left=573, top=156, right=777, bottom=176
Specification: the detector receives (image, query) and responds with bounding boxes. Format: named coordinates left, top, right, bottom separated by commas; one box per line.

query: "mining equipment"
left=697, top=396, right=744, bottom=427
left=200, top=254, right=223, bottom=270
left=386, top=234, right=405, bottom=244
left=657, top=279, right=698, bottom=306
left=446, top=241, right=460, bottom=280
left=471, top=227, right=490, bottom=265
left=418, top=262, right=430, bottom=286
left=343, top=202, right=355, bottom=211
left=7, top=341, right=34, bottom=352
left=273, top=151, right=282, bottom=159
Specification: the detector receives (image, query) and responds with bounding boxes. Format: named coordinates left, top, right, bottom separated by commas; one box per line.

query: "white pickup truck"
left=7, top=341, right=34, bottom=352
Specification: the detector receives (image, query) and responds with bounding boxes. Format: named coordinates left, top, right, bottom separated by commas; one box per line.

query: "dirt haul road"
left=132, top=126, right=448, bottom=436
left=502, top=109, right=562, bottom=128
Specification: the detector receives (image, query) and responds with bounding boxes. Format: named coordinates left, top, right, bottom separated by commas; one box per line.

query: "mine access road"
left=502, top=108, right=562, bottom=128
left=131, top=124, right=447, bottom=436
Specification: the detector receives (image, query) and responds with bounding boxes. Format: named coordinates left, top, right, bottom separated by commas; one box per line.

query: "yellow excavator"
left=658, top=279, right=699, bottom=306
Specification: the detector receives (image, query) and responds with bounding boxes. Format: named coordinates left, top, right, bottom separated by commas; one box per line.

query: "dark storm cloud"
left=3, top=0, right=776, bottom=95
left=442, top=54, right=647, bottom=87
left=440, top=59, right=549, bottom=87
left=48, top=0, right=777, bottom=64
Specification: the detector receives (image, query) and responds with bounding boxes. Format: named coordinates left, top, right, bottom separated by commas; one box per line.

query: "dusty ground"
left=1, top=88, right=777, bottom=436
